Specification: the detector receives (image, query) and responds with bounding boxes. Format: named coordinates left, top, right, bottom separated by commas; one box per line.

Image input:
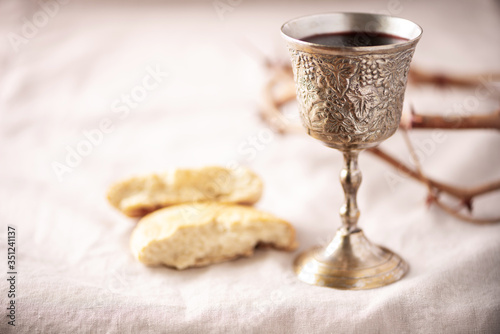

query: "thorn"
left=425, top=192, right=437, bottom=208
left=462, top=198, right=473, bottom=213
left=406, top=104, right=417, bottom=130
left=425, top=188, right=441, bottom=208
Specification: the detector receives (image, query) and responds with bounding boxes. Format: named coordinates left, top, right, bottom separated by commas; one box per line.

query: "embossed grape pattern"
left=289, top=48, right=415, bottom=149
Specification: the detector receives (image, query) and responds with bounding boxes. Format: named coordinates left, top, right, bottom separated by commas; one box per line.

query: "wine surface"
left=301, top=31, right=408, bottom=47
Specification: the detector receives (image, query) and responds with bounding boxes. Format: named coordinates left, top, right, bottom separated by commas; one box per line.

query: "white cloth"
left=1, top=0, right=500, bottom=333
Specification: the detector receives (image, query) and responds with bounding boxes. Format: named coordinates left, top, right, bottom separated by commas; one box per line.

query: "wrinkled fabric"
left=1, top=0, right=499, bottom=333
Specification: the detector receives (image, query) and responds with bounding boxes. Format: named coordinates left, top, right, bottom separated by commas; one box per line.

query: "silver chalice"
left=281, top=13, right=422, bottom=289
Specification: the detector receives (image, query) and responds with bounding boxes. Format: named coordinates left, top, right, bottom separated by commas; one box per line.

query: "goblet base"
left=294, top=228, right=408, bottom=290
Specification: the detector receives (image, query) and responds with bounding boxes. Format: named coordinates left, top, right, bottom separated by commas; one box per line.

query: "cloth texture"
left=1, top=0, right=499, bottom=333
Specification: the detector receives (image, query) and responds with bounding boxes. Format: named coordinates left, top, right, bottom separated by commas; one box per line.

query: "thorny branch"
left=260, top=61, right=500, bottom=224
left=404, top=107, right=500, bottom=131
left=408, top=67, right=500, bottom=88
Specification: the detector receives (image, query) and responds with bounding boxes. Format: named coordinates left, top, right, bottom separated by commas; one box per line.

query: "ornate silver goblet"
left=281, top=13, right=422, bottom=289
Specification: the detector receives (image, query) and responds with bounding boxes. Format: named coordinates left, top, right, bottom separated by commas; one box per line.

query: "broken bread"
left=130, top=203, right=297, bottom=269
left=107, top=166, right=263, bottom=217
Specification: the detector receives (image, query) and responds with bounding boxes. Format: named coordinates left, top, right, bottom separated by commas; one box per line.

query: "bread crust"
left=130, top=203, right=298, bottom=269
left=107, top=166, right=263, bottom=217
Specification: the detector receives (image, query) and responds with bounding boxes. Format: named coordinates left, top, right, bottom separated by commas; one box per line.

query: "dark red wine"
left=301, top=31, right=408, bottom=47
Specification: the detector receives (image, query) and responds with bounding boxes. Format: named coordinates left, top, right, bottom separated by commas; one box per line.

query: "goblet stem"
left=339, top=150, right=362, bottom=232
left=294, top=148, right=408, bottom=289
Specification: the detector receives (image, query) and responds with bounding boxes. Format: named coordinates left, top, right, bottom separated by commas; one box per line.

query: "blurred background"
left=1, top=0, right=499, bottom=332
left=2, top=0, right=499, bottom=208
left=1, top=0, right=499, bottom=228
